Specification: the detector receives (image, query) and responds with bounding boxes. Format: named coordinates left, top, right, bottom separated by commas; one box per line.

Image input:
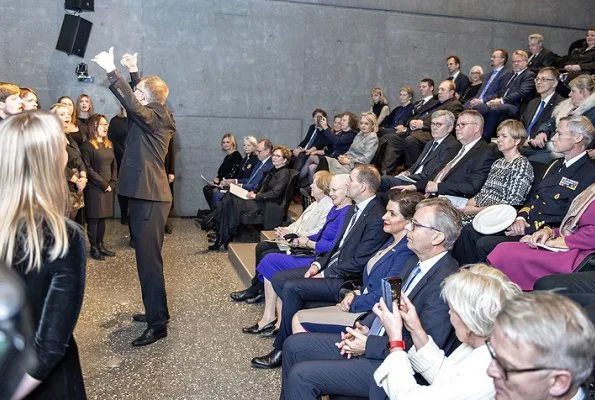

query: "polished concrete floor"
left=76, top=218, right=281, bottom=399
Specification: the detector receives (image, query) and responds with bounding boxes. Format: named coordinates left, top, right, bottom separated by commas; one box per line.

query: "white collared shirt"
left=451, top=71, right=460, bottom=81
left=564, top=152, right=587, bottom=168
left=449, top=137, right=482, bottom=170
left=413, top=135, right=448, bottom=175
left=405, top=251, right=448, bottom=295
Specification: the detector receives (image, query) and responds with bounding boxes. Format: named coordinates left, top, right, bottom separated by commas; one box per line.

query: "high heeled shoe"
left=242, top=319, right=277, bottom=334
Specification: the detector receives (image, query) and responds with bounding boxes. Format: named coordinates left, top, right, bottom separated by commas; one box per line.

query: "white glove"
left=92, top=46, right=116, bottom=73
left=121, top=52, right=138, bottom=72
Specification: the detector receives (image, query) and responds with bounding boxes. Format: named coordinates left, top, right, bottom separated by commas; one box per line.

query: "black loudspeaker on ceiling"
left=56, top=0, right=94, bottom=58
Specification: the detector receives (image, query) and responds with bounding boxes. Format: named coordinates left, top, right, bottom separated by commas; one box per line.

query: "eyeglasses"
left=485, top=340, right=560, bottom=380
left=534, top=77, right=556, bottom=83
left=430, top=122, right=445, bottom=128
left=407, top=219, right=441, bottom=232
left=455, top=122, right=477, bottom=129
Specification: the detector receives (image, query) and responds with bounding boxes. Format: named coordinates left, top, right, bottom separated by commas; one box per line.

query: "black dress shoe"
left=131, top=327, right=167, bottom=347
left=245, top=292, right=265, bottom=304
left=251, top=349, right=283, bottom=369
left=242, top=319, right=277, bottom=334
left=208, top=237, right=216, bottom=243
left=120, top=217, right=128, bottom=225
left=207, top=239, right=228, bottom=252
left=260, top=327, right=278, bottom=338
left=230, top=287, right=259, bottom=302
left=129, top=238, right=136, bottom=248
left=90, top=246, right=105, bottom=260
left=164, top=224, right=173, bottom=234
left=207, top=232, right=217, bottom=239
left=132, top=313, right=170, bottom=324
left=98, top=243, right=116, bottom=257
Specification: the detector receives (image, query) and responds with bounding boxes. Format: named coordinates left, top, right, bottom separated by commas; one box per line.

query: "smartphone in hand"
left=381, top=277, right=402, bottom=312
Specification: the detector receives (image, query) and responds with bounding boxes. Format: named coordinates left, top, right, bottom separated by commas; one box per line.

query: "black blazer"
left=452, top=73, right=471, bottom=96
left=109, top=70, right=175, bottom=202
left=492, top=69, right=536, bottom=108
left=418, top=98, right=464, bottom=132
left=317, top=197, right=390, bottom=278
left=520, top=93, right=564, bottom=138
left=527, top=48, right=557, bottom=74
left=380, top=103, right=414, bottom=128
left=254, top=166, right=291, bottom=203
left=298, top=124, right=329, bottom=150
left=434, top=139, right=498, bottom=197
left=408, top=134, right=462, bottom=183
left=363, top=252, right=460, bottom=359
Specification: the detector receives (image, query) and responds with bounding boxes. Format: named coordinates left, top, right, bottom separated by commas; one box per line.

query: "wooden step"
left=227, top=243, right=256, bottom=287
left=260, top=230, right=276, bottom=241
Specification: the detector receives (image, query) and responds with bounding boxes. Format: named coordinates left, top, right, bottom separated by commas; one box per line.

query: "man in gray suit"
left=93, top=47, right=175, bottom=346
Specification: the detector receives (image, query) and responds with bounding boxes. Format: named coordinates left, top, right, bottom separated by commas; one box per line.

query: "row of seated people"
left=227, top=163, right=595, bottom=399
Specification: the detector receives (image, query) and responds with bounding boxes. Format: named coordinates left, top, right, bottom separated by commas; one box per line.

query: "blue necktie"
left=526, top=100, right=546, bottom=136
left=246, top=161, right=263, bottom=184
left=478, top=70, right=498, bottom=101
left=305, top=128, right=318, bottom=149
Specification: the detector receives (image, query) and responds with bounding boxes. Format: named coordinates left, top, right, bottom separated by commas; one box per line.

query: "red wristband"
left=387, top=340, right=405, bottom=351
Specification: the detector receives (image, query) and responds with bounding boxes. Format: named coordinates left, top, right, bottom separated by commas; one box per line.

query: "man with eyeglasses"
left=487, top=291, right=595, bottom=400
left=279, top=198, right=460, bottom=400
left=520, top=67, right=564, bottom=164
left=465, top=49, right=512, bottom=110
left=527, top=33, right=556, bottom=74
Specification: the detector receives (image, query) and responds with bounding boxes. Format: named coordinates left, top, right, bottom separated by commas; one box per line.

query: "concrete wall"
left=1, top=0, right=591, bottom=215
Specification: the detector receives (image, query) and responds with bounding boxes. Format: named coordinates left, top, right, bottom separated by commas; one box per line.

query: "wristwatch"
left=387, top=340, right=405, bottom=351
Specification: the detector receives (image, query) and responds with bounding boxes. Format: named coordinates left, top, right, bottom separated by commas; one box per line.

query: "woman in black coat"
left=208, top=146, right=292, bottom=251
left=81, top=114, right=117, bottom=260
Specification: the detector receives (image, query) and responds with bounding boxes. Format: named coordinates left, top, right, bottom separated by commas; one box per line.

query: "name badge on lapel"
left=559, top=177, right=579, bottom=190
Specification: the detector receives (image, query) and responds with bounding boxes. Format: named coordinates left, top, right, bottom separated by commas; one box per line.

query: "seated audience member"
left=300, top=112, right=358, bottom=186
left=325, top=112, right=379, bottom=175
left=0, top=82, right=23, bottom=121
left=453, top=115, right=595, bottom=264
left=370, top=87, right=390, bottom=126
left=292, top=191, right=422, bottom=334
left=403, top=80, right=463, bottom=166
left=58, top=96, right=88, bottom=147
left=76, top=94, right=94, bottom=125
left=2, top=111, right=86, bottom=399
left=472, top=50, right=536, bottom=139
left=297, top=114, right=343, bottom=181
left=487, top=291, right=595, bottom=400
left=292, top=108, right=329, bottom=171
left=208, top=145, right=291, bottom=251
left=198, top=133, right=243, bottom=214
left=527, top=33, right=557, bottom=74
left=537, top=74, right=595, bottom=149
left=379, top=110, right=461, bottom=193
left=51, top=103, right=88, bottom=221
left=108, top=106, right=128, bottom=224
left=280, top=198, right=461, bottom=399
left=230, top=171, right=336, bottom=303
left=394, top=110, right=497, bottom=199
left=446, top=55, right=470, bottom=97
left=520, top=67, right=564, bottom=164
left=459, top=65, right=484, bottom=104
left=465, top=49, right=512, bottom=110
left=488, top=183, right=595, bottom=290
left=236, top=135, right=259, bottom=180
left=560, top=26, right=595, bottom=80
left=19, top=87, right=39, bottom=111
left=460, top=120, right=534, bottom=222
left=242, top=174, right=351, bottom=335
left=373, top=264, right=521, bottom=399
left=252, top=164, right=389, bottom=369
left=535, top=271, right=595, bottom=321
left=80, top=114, right=118, bottom=261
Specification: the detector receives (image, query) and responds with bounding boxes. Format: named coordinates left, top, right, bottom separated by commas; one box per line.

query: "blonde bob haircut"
left=312, top=171, right=332, bottom=196
left=221, top=133, right=237, bottom=150
left=370, top=87, right=388, bottom=106
left=360, top=111, right=379, bottom=134
left=441, top=263, right=521, bottom=338
left=496, top=119, right=528, bottom=150
left=0, top=111, right=72, bottom=272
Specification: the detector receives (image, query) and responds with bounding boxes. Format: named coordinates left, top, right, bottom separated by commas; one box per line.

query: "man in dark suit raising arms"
left=251, top=164, right=390, bottom=369
left=280, top=198, right=461, bottom=400
left=93, top=48, right=174, bottom=346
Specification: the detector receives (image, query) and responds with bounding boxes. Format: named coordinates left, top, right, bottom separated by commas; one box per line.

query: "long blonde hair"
left=0, top=111, right=71, bottom=272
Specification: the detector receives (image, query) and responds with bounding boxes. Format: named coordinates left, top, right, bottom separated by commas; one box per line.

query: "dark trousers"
left=281, top=332, right=384, bottom=400
left=403, top=130, right=432, bottom=167
left=128, top=198, right=171, bottom=329
left=292, top=152, right=309, bottom=172
left=452, top=223, right=521, bottom=265
left=118, top=194, right=129, bottom=222
left=87, top=218, right=106, bottom=247
left=202, top=184, right=225, bottom=211
left=271, top=267, right=343, bottom=350
left=376, top=132, right=405, bottom=174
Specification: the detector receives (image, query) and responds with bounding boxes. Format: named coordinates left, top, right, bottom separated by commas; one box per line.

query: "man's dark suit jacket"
left=418, top=98, right=464, bottom=132
left=429, top=139, right=497, bottom=197
left=520, top=93, right=564, bottom=138
left=452, top=73, right=471, bottom=96
left=408, top=134, right=462, bottom=182
left=298, top=124, right=328, bottom=150
left=109, top=70, right=174, bottom=202
left=409, top=98, right=440, bottom=123
left=471, top=68, right=513, bottom=102
left=238, top=157, right=273, bottom=192
left=317, top=197, right=390, bottom=278
left=489, top=68, right=536, bottom=110
left=527, top=48, right=557, bottom=74
left=379, top=103, right=414, bottom=129
left=362, top=252, right=460, bottom=359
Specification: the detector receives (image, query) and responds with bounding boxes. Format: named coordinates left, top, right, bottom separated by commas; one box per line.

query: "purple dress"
left=256, top=205, right=350, bottom=281
left=488, top=202, right=595, bottom=290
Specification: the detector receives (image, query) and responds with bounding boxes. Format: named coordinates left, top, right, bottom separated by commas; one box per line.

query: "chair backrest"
left=575, top=253, right=595, bottom=273
left=281, top=169, right=300, bottom=215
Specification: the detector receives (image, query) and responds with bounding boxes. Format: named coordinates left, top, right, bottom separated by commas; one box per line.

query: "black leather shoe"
left=131, top=327, right=167, bottom=347
left=230, top=287, right=258, bottom=302
left=207, top=232, right=217, bottom=239
left=164, top=225, right=173, bottom=235
left=242, top=319, right=277, bottom=334
left=98, top=243, right=116, bottom=257
left=120, top=217, right=128, bottom=225
left=260, top=327, right=278, bottom=338
left=132, top=313, right=170, bottom=324
left=251, top=349, right=282, bottom=369
left=90, top=246, right=105, bottom=260
left=208, top=237, right=216, bottom=243
left=245, top=292, right=265, bottom=304
left=129, top=238, right=136, bottom=248
left=207, top=239, right=228, bottom=252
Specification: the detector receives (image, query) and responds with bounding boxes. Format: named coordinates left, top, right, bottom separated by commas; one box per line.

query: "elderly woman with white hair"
left=373, top=264, right=521, bottom=400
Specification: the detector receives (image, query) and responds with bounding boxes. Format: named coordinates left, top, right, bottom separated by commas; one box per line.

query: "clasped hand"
left=335, top=322, right=369, bottom=358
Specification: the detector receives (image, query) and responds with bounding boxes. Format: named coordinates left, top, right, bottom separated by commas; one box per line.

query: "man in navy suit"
left=251, top=164, right=390, bottom=369
left=224, top=138, right=273, bottom=192
left=473, top=50, right=536, bottom=139
left=465, top=49, right=512, bottom=112
left=446, top=55, right=470, bottom=97
left=280, top=198, right=461, bottom=400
